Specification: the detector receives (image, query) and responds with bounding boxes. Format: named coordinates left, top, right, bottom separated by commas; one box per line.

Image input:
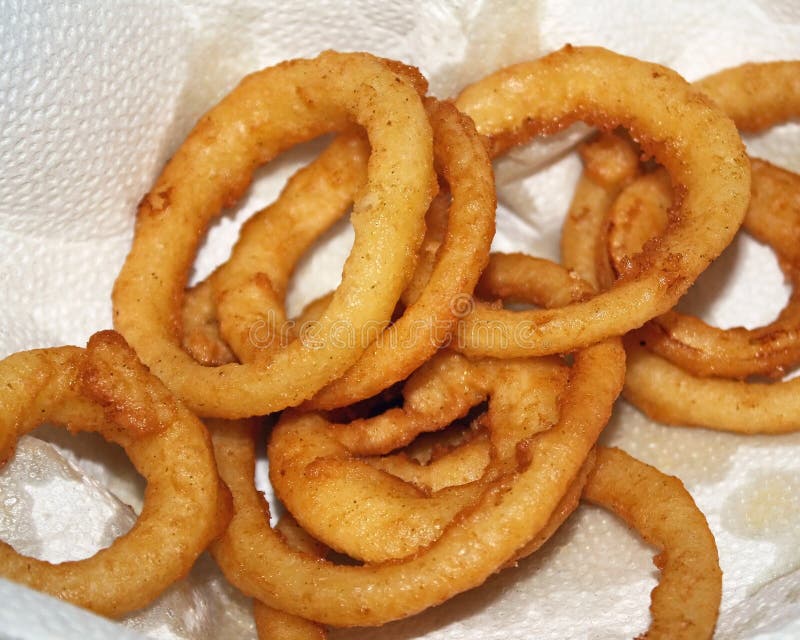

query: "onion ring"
left=252, top=514, right=328, bottom=640
left=584, top=447, right=721, bottom=639
left=623, top=335, right=800, bottom=434
left=217, top=130, right=368, bottom=363
left=597, top=61, right=800, bottom=433
left=182, top=130, right=370, bottom=367
left=453, top=45, right=749, bottom=357
left=0, top=331, right=228, bottom=617
left=693, top=60, right=800, bottom=132
left=113, top=51, right=436, bottom=418
left=200, top=97, right=496, bottom=411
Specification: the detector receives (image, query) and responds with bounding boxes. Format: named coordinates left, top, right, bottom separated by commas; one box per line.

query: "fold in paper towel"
left=1, top=0, right=799, bottom=638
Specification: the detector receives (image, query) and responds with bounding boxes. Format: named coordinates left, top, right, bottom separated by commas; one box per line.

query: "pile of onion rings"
left=5, top=46, right=800, bottom=640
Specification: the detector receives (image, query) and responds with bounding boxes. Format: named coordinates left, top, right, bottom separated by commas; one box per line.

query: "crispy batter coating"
left=584, top=447, right=721, bottom=640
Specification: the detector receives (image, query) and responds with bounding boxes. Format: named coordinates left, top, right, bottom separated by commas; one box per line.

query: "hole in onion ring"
left=284, top=213, right=353, bottom=319
left=0, top=434, right=137, bottom=562
left=33, top=426, right=145, bottom=513
left=676, top=232, right=790, bottom=330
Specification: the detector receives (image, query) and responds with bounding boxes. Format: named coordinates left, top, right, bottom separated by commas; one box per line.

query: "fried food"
left=693, top=60, right=800, bottom=131
left=210, top=333, right=624, bottom=627
left=614, top=163, right=800, bottom=380
left=252, top=514, right=328, bottom=640
left=193, top=98, right=496, bottom=411
left=560, top=131, right=641, bottom=290
left=184, top=130, right=370, bottom=366
left=113, top=51, right=437, bottom=419
left=584, top=447, right=721, bottom=640
left=0, top=331, right=229, bottom=617
left=270, top=255, right=618, bottom=564
left=454, top=45, right=749, bottom=357
left=563, top=60, right=800, bottom=433
left=454, top=252, right=595, bottom=353
left=5, top=46, right=777, bottom=637
left=269, top=351, right=570, bottom=562
left=306, top=98, right=496, bottom=409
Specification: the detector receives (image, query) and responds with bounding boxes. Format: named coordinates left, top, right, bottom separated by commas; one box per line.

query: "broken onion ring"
left=584, top=447, right=721, bottom=640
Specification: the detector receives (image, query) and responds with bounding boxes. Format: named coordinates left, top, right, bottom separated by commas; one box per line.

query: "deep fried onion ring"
left=612, top=162, right=800, bottom=379
left=608, top=61, right=800, bottom=433
left=0, top=331, right=228, bottom=617
left=269, top=352, right=569, bottom=562
left=252, top=514, right=328, bottom=640
left=210, top=334, right=624, bottom=627
left=584, top=447, right=721, bottom=640
left=113, top=51, right=436, bottom=418
left=453, top=45, right=749, bottom=357
left=198, top=98, right=496, bottom=411
left=183, top=130, right=370, bottom=367
left=306, top=98, right=495, bottom=409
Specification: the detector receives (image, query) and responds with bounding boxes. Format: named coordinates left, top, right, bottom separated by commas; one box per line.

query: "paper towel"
left=0, top=0, right=799, bottom=638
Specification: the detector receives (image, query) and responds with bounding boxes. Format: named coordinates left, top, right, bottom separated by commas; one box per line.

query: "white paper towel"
left=0, top=0, right=799, bottom=638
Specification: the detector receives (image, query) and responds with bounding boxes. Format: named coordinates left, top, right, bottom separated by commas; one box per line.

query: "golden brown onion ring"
left=584, top=447, right=721, bottom=640
left=0, top=331, right=228, bottom=617
left=454, top=45, right=749, bottom=357
left=215, top=98, right=496, bottom=411
left=252, top=514, right=328, bottom=640
left=693, top=60, right=800, bottom=132
left=183, top=130, right=370, bottom=366
left=560, top=131, right=640, bottom=291
left=113, top=51, right=436, bottom=418
left=210, top=333, right=624, bottom=627
left=269, top=352, right=569, bottom=562
left=604, top=62, right=800, bottom=433
left=623, top=336, right=800, bottom=434
left=612, top=163, right=800, bottom=379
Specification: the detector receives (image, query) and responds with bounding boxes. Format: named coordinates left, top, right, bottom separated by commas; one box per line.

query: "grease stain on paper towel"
left=722, top=471, right=800, bottom=588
